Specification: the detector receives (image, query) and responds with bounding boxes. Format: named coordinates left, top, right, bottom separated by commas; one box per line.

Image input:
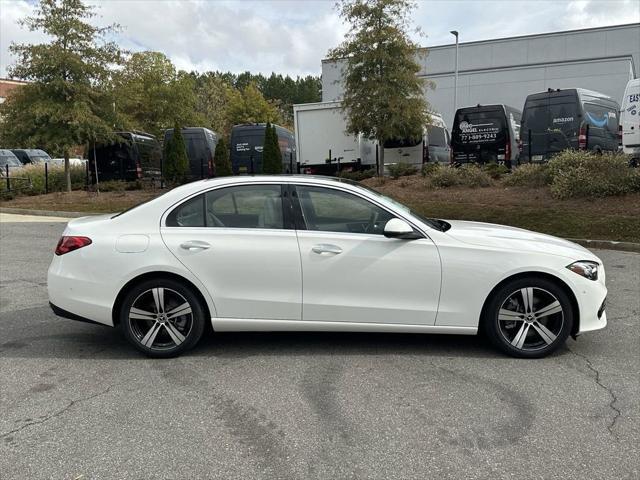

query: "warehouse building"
left=321, top=23, right=640, bottom=126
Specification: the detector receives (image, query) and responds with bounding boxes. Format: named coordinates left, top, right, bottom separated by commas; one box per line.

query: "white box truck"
left=293, top=101, right=377, bottom=175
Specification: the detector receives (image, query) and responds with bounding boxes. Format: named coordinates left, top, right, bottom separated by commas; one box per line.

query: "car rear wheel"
left=120, top=278, right=206, bottom=358
left=483, top=277, right=573, bottom=358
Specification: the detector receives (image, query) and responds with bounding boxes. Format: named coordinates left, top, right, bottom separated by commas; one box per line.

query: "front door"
left=161, top=183, right=301, bottom=320
left=293, top=184, right=441, bottom=325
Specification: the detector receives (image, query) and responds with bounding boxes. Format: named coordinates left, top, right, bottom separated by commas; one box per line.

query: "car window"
left=296, top=185, right=394, bottom=235
left=427, top=125, right=447, bottom=146
left=205, top=185, right=284, bottom=229
left=166, top=194, right=205, bottom=227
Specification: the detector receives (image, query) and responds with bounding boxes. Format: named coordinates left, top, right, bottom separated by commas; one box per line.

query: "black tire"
left=482, top=276, right=573, bottom=358
left=119, top=278, right=206, bottom=358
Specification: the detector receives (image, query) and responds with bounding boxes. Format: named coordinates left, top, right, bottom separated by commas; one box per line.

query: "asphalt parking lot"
left=0, top=217, right=638, bottom=480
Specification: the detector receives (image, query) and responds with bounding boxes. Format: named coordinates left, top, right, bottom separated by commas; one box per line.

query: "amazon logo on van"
left=552, top=117, right=574, bottom=124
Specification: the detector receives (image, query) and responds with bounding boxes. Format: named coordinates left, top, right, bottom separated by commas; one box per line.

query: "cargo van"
left=230, top=124, right=295, bottom=174
left=383, top=113, right=451, bottom=168
left=87, top=132, right=161, bottom=182
left=519, top=88, right=620, bottom=162
left=10, top=149, right=52, bottom=165
left=620, top=79, right=639, bottom=164
left=163, top=127, right=218, bottom=179
left=451, top=104, right=521, bottom=168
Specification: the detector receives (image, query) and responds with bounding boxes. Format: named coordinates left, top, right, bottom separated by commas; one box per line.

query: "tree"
left=114, top=51, right=202, bottom=137
left=328, top=0, right=431, bottom=175
left=214, top=137, right=232, bottom=177
left=1, top=0, right=122, bottom=191
left=164, top=123, right=190, bottom=184
left=225, top=83, right=281, bottom=128
left=193, top=73, right=233, bottom=136
left=262, top=123, right=282, bottom=174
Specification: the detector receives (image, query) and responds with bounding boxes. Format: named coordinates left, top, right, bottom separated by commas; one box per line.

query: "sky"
left=1, top=0, right=639, bottom=78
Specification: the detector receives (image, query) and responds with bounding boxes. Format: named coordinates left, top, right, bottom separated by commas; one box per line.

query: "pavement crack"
left=568, top=348, right=621, bottom=439
left=1, top=384, right=114, bottom=439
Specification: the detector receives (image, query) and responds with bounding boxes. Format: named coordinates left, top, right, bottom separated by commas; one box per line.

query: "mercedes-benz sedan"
left=48, top=176, right=607, bottom=358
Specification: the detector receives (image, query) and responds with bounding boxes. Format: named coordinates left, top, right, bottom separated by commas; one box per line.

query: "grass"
left=1, top=176, right=639, bottom=243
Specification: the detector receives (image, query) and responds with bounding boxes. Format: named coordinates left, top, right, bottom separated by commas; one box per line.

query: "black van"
left=230, top=124, right=296, bottom=175
left=520, top=88, right=620, bottom=162
left=87, top=132, right=161, bottom=182
left=163, top=127, right=218, bottom=180
left=451, top=104, right=522, bottom=167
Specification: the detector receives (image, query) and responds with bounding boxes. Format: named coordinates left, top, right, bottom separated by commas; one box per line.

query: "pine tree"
left=164, top=123, right=190, bottom=184
left=214, top=137, right=232, bottom=176
left=262, top=123, right=282, bottom=174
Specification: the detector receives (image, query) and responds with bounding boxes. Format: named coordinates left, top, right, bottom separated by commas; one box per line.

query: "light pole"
left=450, top=30, right=459, bottom=121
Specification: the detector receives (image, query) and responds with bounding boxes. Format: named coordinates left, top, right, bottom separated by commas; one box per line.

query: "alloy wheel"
left=128, top=287, right=193, bottom=351
left=497, top=287, right=564, bottom=352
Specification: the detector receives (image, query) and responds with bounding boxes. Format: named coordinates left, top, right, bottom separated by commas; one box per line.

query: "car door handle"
left=312, top=244, right=342, bottom=255
left=180, top=240, right=211, bottom=251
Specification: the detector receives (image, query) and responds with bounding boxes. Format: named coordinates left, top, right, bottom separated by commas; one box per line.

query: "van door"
left=582, top=101, right=619, bottom=152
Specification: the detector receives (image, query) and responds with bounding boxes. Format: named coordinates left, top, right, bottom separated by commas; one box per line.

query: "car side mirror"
left=383, top=218, right=422, bottom=239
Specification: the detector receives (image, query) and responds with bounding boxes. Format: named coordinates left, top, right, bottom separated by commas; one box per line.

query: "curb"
left=1, top=207, right=639, bottom=253
left=0, top=207, right=101, bottom=218
left=566, top=238, right=640, bottom=253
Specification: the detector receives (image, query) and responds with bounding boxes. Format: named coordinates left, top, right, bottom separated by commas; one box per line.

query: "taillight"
left=505, top=141, right=511, bottom=161
left=208, top=157, right=214, bottom=177
left=579, top=126, right=587, bottom=149
left=617, top=125, right=623, bottom=144
left=518, top=140, right=523, bottom=154
left=55, top=236, right=92, bottom=256
left=136, top=162, right=142, bottom=179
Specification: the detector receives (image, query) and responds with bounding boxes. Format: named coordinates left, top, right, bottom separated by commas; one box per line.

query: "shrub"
left=503, top=163, right=552, bottom=188
left=421, top=162, right=441, bottom=177
left=482, top=162, right=510, bottom=179
left=0, top=164, right=87, bottom=196
left=429, top=165, right=460, bottom=187
left=548, top=150, right=639, bottom=199
left=387, top=162, right=418, bottom=179
left=339, top=168, right=376, bottom=181
left=457, top=164, right=492, bottom=187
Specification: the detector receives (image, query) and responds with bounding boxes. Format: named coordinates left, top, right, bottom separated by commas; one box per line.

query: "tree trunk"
left=64, top=150, right=71, bottom=192
left=378, top=138, right=385, bottom=177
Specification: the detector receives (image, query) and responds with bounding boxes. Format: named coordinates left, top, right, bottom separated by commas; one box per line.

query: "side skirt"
left=211, top=317, right=477, bottom=335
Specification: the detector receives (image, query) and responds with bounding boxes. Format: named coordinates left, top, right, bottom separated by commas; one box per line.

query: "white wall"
left=322, top=24, right=640, bottom=127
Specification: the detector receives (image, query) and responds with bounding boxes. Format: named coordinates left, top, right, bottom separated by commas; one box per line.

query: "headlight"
left=567, top=261, right=599, bottom=281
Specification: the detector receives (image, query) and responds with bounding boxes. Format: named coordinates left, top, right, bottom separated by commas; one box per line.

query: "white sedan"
left=48, top=176, right=607, bottom=358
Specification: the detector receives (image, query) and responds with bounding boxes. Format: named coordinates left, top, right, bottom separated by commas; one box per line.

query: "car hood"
left=443, top=220, right=598, bottom=261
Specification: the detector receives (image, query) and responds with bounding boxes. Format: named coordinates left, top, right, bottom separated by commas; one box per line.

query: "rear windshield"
left=383, top=137, right=422, bottom=148
left=427, top=125, right=447, bottom=147
left=453, top=109, right=506, bottom=145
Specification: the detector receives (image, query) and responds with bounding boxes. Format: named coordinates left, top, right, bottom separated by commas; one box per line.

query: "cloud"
left=1, top=0, right=637, bottom=78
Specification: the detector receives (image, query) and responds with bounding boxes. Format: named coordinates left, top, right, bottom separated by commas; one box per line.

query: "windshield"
left=337, top=178, right=450, bottom=232
left=427, top=125, right=447, bottom=146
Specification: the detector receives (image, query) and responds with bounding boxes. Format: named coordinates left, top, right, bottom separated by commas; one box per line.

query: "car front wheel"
left=120, top=278, right=206, bottom=358
left=483, top=277, right=573, bottom=358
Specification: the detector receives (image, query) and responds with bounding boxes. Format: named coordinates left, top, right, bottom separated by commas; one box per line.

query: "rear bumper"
left=49, top=302, right=110, bottom=327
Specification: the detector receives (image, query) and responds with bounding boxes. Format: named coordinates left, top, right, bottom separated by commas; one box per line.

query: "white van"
left=620, top=78, right=639, bottom=164
left=383, top=113, right=451, bottom=168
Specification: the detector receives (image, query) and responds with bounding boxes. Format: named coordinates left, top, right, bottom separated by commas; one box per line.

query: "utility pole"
left=450, top=30, right=459, bottom=123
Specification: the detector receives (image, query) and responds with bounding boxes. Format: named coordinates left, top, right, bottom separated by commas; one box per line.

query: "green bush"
left=387, top=162, right=418, bottom=179
left=338, top=168, right=376, bottom=181
left=262, top=122, right=282, bottom=174
left=548, top=150, right=639, bottom=199
left=503, top=163, right=552, bottom=188
left=426, top=164, right=492, bottom=188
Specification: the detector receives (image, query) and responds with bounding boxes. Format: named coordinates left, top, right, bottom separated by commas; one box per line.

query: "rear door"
left=161, top=183, right=302, bottom=320
left=426, top=125, right=451, bottom=164
left=582, top=100, right=619, bottom=152
left=292, top=184, right=441, bottom=325
left=451, top=107, right=507, bottom=163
